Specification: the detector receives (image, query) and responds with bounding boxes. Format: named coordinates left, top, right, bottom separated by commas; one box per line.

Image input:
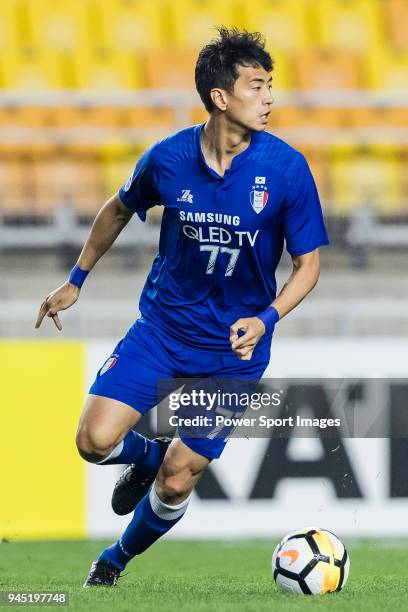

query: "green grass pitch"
left=1, top=539, right=408, bottom=611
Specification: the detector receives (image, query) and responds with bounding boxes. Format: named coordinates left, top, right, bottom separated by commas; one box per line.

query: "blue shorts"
left=89, top=318, right=271, bottom=459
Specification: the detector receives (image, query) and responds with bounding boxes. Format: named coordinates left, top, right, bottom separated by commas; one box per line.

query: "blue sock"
left=99, top=487, right=190, bottom=570
left=98, top=431, right=161, bottom=474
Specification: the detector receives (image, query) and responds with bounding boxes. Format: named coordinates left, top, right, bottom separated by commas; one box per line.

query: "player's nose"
left=265, top=92, right=274, bottom=106
left=262, top=91, right=274, bottom=107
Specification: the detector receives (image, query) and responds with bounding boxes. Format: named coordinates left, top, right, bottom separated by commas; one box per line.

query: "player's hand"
left=229, top=317, right=266, bottom=360
left=35, top=282, right=80, bottom=331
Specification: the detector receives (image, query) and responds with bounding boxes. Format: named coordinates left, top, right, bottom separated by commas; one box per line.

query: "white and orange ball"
left=272, top=527, right=350, bottom=595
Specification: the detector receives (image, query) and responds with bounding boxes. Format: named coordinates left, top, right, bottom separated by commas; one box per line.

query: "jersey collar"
left=195, top=123, right=260, bottom=180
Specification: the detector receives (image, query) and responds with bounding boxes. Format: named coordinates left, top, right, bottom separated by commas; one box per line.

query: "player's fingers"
left=230, top=319, right=247, bottom=335
left=47, top=309, right=62, bottom=330
left=236, top=349, right=253, bottom=361
left=35, top=302, right=48, bottom=328
left=234, top=343, right=255, bottom=357
left=232, top=330, right=257, bottom=350
left=51, top=313, right=62, bottom=331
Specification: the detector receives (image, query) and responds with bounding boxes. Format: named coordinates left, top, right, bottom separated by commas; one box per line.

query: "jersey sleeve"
left=118, top=145, right=161, bottom=221
left=283, top=154, right=329, bottom=256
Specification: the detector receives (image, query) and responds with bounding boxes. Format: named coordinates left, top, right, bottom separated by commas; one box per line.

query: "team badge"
left=250, top=189, right=269, bottom=214
left=100, top=354, right=118, bottom=375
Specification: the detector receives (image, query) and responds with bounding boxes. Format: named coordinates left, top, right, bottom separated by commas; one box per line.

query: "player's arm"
left=269, top=249, right=321, bottom=319
left=35, top=194, right=133, bottom=331
left=230, top=249, right=321, bottom=360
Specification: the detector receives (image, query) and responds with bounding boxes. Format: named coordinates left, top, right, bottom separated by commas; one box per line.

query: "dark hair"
left=195, top=26, right=273, bottom=112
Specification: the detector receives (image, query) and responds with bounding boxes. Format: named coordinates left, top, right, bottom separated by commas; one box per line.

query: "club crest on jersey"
left=250, top=189, right=269, bottom=214
left=100, top=354, right=118, bottom=376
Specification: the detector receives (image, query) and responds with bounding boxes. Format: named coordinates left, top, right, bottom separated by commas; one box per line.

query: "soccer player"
left=35, top=28, right=329, bottom=587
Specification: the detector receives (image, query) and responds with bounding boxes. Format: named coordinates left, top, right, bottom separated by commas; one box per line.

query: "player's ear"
left=210, top=88, right=228, bottom=112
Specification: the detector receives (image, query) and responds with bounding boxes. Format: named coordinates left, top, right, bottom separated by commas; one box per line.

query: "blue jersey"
left=119, top=124, right=329, bottom=353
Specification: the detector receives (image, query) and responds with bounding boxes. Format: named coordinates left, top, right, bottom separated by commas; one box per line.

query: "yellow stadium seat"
left=272, top=106, right=346, bottom=128
left=0, top=152, right=51, bottom=216
left=99, top=142, right=144, bottom=200
left=144, top=49, right=197, bottom=89
left=0, top=1, right=20, bottom=56
left=99, top=0, right=165, bottom=51
left=1, top=48, right=65, bottom=89
left=244, top=0, right=311, bottom=52
left=30, top=155, right=103, bottom=215
left=269, top=51, right=293, bottom=90
left=386, top=0, right=408, bottom=49
left=303, top=146, right=331, bottom=206
left=330, top=144, right=402, bottom=213
left=349, top=107, right=408, bottom=128
left=365, top=47, right=408, bottom=91
left=0, top=107, right=45, bottom=127
left=105, top=141, right=165, bottom=223
left=311, top=0, right=383, bottom=53
left=169, top=0, right=240, bottom=49
left=26, top=0, right=89, bottom=53
left=74, top=47, right=144, bottom=90
left=127, top=107, right=175, bottom=130
left=293, top=50, right=362, bottom=90
left=192, top=106, right=208, bottom=125
left=0, top=158, right=28, bottom=215
left=53, top=107, right=121, bottom=128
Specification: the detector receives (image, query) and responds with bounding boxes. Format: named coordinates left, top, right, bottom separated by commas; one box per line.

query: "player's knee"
left=75, top=426, right=116, bottom=463
left=155, top=474, right=190, bottom=504
left=155, top=461, right=195, bottom=503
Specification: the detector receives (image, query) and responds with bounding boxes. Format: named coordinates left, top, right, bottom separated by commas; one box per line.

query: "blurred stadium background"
left=1, top=0, right=408, bottom=543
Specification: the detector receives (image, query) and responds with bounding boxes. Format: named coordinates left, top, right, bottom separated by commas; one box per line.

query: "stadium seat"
left=1, top=48, right=65, bottom=89
left=312, top=0, right=383, bottom=53
left=0, top=157, right=28, bottom=215
left=52, top=107, right=120, bottom=128
left=191, top=106, right=208, bottom=125
left=144, top=49, right=197, bottom=89
left=272, top=106, right=345, bottom=128
left=268, top=51, right=293, bottom=90
left=0, top=106, right=50, bottom=127
left=365, top=47, right=408, bottom=91
left=295, top=145, right=331, bottom=208
left=244, top=0, right=311, bottom=52
left=169, top=0, right=239, bottom=49
left=293, top=50, right=362, bottom=90
left=348, top=107, right=408, bottom=128
left=99, top=142, right=144, bottom=201
left=127, top=107, right=175, bottom=130
left=26, top=0, right=89, bottom=53
left=330, top=144, right=402, bottom=213
left=30, top=154, right=103, bottom=215
left=74, top=47, right=144, bottom=90
left=385, top=0, right=408, bottom=49
left=98, top=0, right=165, bottom=51
left=0, top=1, right=20, bottom=58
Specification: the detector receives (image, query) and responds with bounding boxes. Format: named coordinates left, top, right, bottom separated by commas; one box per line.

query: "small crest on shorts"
left=123, top=174, right=133, bottom=192
left=100, top=354, right=118, bottom=376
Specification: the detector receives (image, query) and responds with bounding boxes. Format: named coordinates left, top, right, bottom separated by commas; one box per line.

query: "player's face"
left=224, top=64, right=274, bottom=132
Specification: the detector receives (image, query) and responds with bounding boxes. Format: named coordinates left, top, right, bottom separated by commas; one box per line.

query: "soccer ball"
left=272, top=527, right=350, bottom=595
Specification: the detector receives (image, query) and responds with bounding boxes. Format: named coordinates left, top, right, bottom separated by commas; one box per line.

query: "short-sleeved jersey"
left=119, top=124, right=329, bottom=353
